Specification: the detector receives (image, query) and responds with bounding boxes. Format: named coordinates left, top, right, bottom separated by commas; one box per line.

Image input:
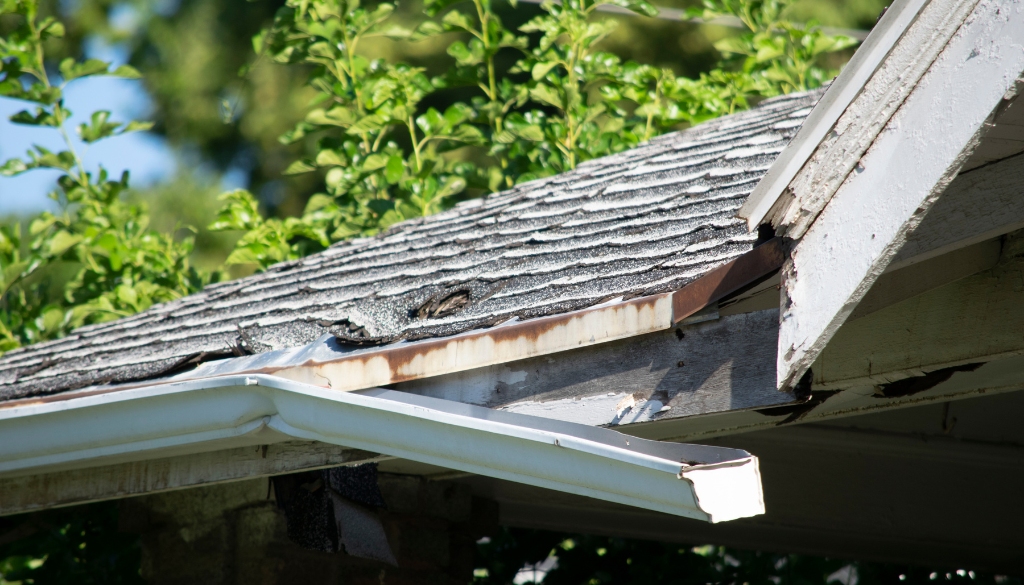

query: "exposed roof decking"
left=0, top=90, right=822, bottom=400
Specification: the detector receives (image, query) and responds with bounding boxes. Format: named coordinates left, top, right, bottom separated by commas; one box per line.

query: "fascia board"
left=737, top=0, right=931, bottom=229
left=0, top=374, right=764, bottom=524
left=776, top=0, right=1024, bottom=389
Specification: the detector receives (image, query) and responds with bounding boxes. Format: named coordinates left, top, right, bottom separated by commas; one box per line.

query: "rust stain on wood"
left=672, top=237, right=786, bottom=323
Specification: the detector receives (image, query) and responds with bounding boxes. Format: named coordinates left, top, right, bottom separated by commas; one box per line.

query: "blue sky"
left=0, top=40, right=176, bottom=216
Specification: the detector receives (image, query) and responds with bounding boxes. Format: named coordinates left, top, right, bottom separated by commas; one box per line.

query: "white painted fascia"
left=737, top=0, right=931, bottom=229
left=0, top=374, right=763, bottom=523
left=776, top=0, right=1024, bottom=389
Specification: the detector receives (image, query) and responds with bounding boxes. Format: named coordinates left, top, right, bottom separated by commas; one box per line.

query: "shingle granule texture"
left=0, top=89, right=822, bottom=401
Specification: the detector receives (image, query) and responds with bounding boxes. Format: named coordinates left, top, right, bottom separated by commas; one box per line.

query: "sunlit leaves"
left=58, top=58, right=108, bottom=82
left=697, top=0, right=858, bottom=94
left=0, top=0, right=207, bottom=354
left=215, top=0, right=859, bottom=271
left=75, top=112, right=154, bottom=143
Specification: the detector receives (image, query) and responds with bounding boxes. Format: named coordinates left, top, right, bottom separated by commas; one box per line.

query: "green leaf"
left=47, top=231, right=83, bottom=256
left=77, top=111, right=121, bottom=143
left=411, top=21, right=444, bottom=39
left=59, top=58, right=110, bottom=82
left=39, top=307, right=66, bottom=333
left=111, top=65, right=143, bottom=79
left=531, top=61, right=560, bottom=81
left=314, top=149, right=347, bottom=167
left=416, top=108, right=445, bottom=135
left=514, top=124, right=544, bottom=141
left=529, top=85, right=563, bottom=109
left=2, top=261, right=29, bottom=289
left=384, top=155, right=404, bottom=183
left=447, top=41, right=479, bottom=66
left=602, top=0, right=658, bottom=17
left=304, top=194, right=335, bottom=213
left=0, top=78, right=25, bottom=99
left=0, top=157, right=29, bottom=177
left=40, top=20, right=65, bottom=39
left=284, top=159, right=317, bottom=175
left=121, top=120, right=154, bottom=134
left=9, top=108, right=57, bottom=127
left=441, top=10, right=474, bottom=31
left=348, top=114, right=385, bottom=134
left=452, top=125, right=485, bottom=144
left=362, top=153, right=389, bottom=171
left=29, top=147, right=76, bottom=172
left=424, top=0, right=464, bottom=16
left=436, top=175, right=466, bottom=199
left=713, top=37, right=752, bottom=56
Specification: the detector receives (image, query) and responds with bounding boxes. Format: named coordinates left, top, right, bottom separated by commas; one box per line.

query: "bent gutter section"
left=0, top=374, right=764, bottom=523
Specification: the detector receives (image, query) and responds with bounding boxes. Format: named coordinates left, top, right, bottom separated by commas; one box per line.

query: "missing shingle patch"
left=414, top=289, right=472, bottom=320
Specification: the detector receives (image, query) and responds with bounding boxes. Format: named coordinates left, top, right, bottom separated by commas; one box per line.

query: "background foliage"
left=6, top=0, right=1001, bottom=583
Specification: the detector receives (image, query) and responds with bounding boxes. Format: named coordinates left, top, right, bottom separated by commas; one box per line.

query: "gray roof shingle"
left=0, top=89, right=822, bottom=401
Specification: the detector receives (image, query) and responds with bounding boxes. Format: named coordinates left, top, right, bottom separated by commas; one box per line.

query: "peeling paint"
left=499, top=392, right=667, bottom=427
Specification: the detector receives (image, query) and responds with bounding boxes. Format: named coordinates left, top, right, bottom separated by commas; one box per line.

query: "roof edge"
left=6, top=239, right=785, bottom=406
left=738, top=0, right=931, bottom=230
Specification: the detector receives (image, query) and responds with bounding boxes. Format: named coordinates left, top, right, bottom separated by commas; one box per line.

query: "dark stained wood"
left=672, top=238, right=786, bottom=323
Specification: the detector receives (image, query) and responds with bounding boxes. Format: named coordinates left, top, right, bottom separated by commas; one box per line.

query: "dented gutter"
left=0, top=374, right=764, bottom=523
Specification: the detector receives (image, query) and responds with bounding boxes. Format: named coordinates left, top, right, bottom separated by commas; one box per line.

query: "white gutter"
left=0, top=374, right=764, bottom=523
left=737, top=0, right=929, bottom=230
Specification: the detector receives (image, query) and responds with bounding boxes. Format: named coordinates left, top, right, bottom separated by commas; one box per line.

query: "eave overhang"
left=0, top=374, right=764, bottom=523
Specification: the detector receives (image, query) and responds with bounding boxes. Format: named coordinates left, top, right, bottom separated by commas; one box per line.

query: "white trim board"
left=738, top=0, right=934, bottom=229
left=777, top=0, right=1024, bottom=389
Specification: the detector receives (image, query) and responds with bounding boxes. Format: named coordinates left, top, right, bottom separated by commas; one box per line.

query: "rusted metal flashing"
left=271, top=294, right=674, bottom=391
left=671, top=238, right=785, bottom=324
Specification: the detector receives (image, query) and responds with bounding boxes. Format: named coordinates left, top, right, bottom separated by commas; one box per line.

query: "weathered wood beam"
left=848, top=238, right=1001, bottom=320
left=814, top=236, right=1024, bottom=389
left=721, top=237, right=1001, bottom=323
left=396, top=309, right=794, bottom=427
left=0, top=441, right=382, bottom=517
left=777, top=0, right=1024, bottom=390
left=890, top=152, right=1024, bottom=270
left=489, top=395, right=1024, bottom=573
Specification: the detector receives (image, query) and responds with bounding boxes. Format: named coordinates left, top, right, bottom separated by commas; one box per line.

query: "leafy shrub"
left=0, top=0, right=210, bottom=351
left=210, top=0, right=857, bottom=269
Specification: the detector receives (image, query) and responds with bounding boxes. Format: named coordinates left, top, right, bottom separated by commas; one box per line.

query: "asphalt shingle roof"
left=0, top=89, right=822, bottom=401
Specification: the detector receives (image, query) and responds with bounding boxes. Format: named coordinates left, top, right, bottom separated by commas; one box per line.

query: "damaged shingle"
left=414, top=289, right=472, bottom=320
left=0, top=89, right=825, bottom=401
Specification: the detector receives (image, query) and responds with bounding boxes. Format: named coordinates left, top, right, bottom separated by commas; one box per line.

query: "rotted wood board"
left=397, top=309, right=794, bottom=427
left=814, top=238, right=1024, bottom=389
left=0, top=441, right=382, bottom=517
